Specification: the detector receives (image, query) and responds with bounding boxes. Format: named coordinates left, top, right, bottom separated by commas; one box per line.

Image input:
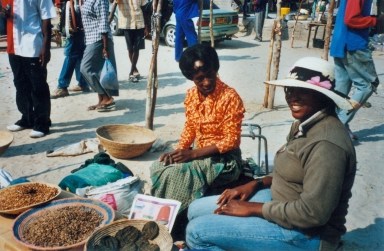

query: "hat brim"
left=264, top=79, right=353, bottom=110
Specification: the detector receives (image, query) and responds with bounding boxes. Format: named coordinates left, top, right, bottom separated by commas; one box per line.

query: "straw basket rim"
left=85, top=219, right=173, bottom=251
left=0, top=130, right=13, bottom=156
left=96, top=124, right=157, bottom=159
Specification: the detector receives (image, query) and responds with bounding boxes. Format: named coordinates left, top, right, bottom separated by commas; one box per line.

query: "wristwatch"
left=255, top=178, right=263, bottom=189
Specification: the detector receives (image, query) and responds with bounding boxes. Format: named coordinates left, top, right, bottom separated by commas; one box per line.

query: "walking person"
left=1, top=0, right=56, bottom=138
left=116, top=0, right=149, bottom=83
left=81, top=0, right=118, bottom=111
left=330, top=0, right=384, bottom=140
left=51, top=0, right=90, bottom=99
left=252, top=0, right=266, bottom=42
left=173, top=0, right=199, bottom=62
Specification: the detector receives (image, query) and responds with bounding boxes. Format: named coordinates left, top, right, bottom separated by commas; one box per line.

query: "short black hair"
left=179, top=44, right=220, bottom=80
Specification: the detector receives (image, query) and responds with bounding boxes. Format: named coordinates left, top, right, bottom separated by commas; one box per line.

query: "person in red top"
left=150, top=44, right=245, bottom=214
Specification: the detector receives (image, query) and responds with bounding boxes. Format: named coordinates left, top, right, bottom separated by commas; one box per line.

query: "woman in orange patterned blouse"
left=150, top=44, right=246, bottom=213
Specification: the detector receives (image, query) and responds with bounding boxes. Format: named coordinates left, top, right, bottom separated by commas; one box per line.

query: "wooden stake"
left=267, top=0, right=282, bottom=109
left=210, top=0, right=214, bottom=47
left=145, top=0, right=163, bottom=130
left=263, top=20, right=277, bottom=108
left=321, top=0, right=335, bottom=61
left=198, top=0, right=203, bottom=43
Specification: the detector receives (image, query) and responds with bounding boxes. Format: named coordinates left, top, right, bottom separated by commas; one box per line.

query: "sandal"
left=129, top=75, right=139, bottom=83
left=96, top=102, right=116, bottom=112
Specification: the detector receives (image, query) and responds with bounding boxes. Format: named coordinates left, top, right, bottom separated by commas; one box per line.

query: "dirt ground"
left=1, top=24, right=384, bottom=250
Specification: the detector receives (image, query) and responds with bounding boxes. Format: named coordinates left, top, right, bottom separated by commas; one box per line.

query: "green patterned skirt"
left=150, top=148, right=242, bottom=212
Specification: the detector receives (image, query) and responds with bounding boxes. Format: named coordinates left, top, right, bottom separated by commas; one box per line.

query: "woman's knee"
left=188, top=196, right=219, bottom=220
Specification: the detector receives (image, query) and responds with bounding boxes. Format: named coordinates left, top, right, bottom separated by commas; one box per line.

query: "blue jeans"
left=175, top=19, right=198, bottom=61
left=58, top=32, right=88, bottom=89
left=186, top=189, right=320, bottom=251
left=334, top=49, right=378, bottom=129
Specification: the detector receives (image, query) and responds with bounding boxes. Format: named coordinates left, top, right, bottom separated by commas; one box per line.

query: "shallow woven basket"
left=0, top=182, right=61, bottom=215
left=13, top=198, right=115, bottom=251
left=85, top=219, right=173, bottom=251
left=0, top=130, right=13, bottom=156
left=96, top=124, right=157, bottom=159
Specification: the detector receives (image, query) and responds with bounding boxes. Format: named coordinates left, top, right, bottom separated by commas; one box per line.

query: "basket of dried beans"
left=0, top=182, right=61, bottom=214
left=12, top=197, right=115, bottom=250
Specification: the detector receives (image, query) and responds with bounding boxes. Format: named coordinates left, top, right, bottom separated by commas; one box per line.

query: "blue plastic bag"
left=100, top=59, right=119, bottom=94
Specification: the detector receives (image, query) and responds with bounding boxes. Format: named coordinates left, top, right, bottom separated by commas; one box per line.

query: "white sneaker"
left=29, top=130, right=45, bottom=138
left=7, top=124, right=25, bottom=132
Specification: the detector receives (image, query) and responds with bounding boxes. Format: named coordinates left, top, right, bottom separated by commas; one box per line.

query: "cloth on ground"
left=45, top=138, right=103, bottom=157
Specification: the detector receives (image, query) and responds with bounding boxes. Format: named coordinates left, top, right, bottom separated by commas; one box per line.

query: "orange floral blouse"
left=175, top=79, right=245, bottom=154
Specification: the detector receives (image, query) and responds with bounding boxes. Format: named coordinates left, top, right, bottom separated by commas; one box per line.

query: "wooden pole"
left=321, top=0, right=335, bottom=61
left=210, top=0, right=214, bottom=47
left=198, top=0, right=203, bottom=43
left=290, top=0, right=305, bottom=48
left=263, top=20, right=277, bottom=108
left=145, top=0, right=163, bottom=130
left=267, top=0, right=282, bottom=109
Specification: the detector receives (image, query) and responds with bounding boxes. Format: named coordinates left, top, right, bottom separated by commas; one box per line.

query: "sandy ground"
left=1, top=24, right=384, bottom=250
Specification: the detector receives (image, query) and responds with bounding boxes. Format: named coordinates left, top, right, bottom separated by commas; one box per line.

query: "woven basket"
left=0, top=182, right=61, bottom=215
left=85, top=219, right=173, bottom=251
left=0, top=130, right=13, bottom=156
left=96, top=124, right=157, bottom=159
left=13, top=198, right=115, bottom=251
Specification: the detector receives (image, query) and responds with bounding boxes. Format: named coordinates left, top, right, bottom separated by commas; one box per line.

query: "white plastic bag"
left=0, top=169, right=13, bottom=189
left=85, top=176, right=143, bottom=217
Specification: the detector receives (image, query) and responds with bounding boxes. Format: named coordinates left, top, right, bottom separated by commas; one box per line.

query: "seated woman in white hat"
left=185, top=57, right=356, bottom=251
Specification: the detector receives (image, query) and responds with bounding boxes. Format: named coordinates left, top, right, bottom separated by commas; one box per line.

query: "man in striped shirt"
left=116, top=0, right=149, bottom=82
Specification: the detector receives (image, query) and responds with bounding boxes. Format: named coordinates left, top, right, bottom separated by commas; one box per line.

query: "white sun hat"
left=264, top=57, right=356, bottom=110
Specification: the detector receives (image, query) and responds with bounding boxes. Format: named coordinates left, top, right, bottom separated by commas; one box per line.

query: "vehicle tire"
left=110, top=15, right=122, bottom=36
left=165, top=25, right=176, bottom=48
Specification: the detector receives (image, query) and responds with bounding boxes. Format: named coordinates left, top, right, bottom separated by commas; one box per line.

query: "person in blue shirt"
left=173, top=0, right=199, bottom=61
left=330, top=0, right=384, bottom=140
left=252, top=0, right=266, bottom=42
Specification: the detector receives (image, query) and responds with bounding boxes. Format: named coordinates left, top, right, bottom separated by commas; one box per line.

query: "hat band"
left=286, top=67, right=335, bottom=90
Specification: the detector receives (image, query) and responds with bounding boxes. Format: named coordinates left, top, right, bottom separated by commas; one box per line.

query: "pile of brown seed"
left=23, top=206, right=102, bottom=247
left=0, top=183, right=59, bottom=210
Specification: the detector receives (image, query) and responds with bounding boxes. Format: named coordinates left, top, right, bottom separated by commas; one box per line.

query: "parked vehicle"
left=109, top=4, right=123, bottom=36
left=161, top=9, right=239, bottom=47
left=109, top=1, right=239, bottom=48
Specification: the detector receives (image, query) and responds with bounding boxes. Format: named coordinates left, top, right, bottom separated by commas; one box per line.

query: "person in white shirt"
left=1, top=0, right=56, bottom=138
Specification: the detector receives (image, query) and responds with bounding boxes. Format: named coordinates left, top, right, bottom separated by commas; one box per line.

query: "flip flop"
left=129, top=75, right=139, bottom=83
left=96, top=102, right=116, bottom=112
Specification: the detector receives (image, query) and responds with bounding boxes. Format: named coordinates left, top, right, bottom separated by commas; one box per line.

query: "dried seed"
left=22, top=206, right=102, bottom=247
left=0, top=183, right=59, bottom=210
